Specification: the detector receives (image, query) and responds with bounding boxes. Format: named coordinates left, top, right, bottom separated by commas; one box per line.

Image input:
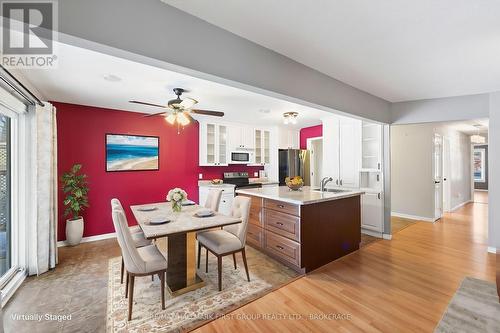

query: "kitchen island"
left=236, top=186, right=364, bottom=273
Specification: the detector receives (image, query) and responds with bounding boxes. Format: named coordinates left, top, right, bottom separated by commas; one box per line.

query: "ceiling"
left=445, top=118, right=488, bottom=135
left=163, top=0, right=500, bottom=102
left=18, top=42, right=328, bottom=129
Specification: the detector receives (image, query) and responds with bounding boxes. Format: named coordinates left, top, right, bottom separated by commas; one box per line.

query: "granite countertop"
left=198, top=180, right=236, bottom=188
left=249, top=178, right=280, bottom=185
left=236, top=186, right=364, bottom=205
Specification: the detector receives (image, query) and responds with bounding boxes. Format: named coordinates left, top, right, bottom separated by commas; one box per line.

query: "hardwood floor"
left=391, top=216, right=416, bottom=234
left=474, top=190, right=488, bottom=204
left=195, top=197, right=495, bottom=332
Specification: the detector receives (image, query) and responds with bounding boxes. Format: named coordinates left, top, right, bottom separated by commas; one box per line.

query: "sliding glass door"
left=0, top=115, right=10, bottom=278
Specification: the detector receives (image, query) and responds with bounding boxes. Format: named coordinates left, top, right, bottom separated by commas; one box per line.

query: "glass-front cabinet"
left=253, top=128, right=270, bottom=166
left=199, top=122, right=228, bottom=166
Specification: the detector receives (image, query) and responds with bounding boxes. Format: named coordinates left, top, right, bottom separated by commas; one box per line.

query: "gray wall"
left=391, top=93, right=490, bottom=124
left=391, top=123, right=472, bottom=220
left=56, top=0, right=391, bottom=123
left=489, top=93, right=500, bottom=248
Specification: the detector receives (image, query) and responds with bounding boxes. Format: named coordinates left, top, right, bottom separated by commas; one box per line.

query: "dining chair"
left=111, top=208, right=168, bottom=321
left=204, top=188, right=223, bottom=212
left=197, top=196, right=251, bottom=291
left=111, top=199, right=152, bottom=284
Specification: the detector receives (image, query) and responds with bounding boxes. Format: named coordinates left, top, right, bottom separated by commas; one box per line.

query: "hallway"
left=197, top=195, right=495, bottom=332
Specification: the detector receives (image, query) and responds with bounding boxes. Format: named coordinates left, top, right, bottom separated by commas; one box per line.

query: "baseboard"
left=1, top=268, right=27, bottom=307
left=451, top=200, right=473, bottom=212
left=487, top=246, right=496, bottom=254
left=391, top=212, right=435, bottom=223
left=361, top=228, right=383, bottom=238
left=382, top=233, right=392, bottom=240
left=474, top=189, right=488, bottom=192
left=57, top=226, right=141, bottom=247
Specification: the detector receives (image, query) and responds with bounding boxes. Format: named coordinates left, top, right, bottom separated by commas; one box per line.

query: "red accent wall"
left=55, top=102, right=263, bottom=241
left=299, top=125, right=323, bottom=149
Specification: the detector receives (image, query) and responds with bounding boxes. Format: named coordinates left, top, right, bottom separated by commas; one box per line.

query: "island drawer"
left=239, top=194, right=263, bottom=226
left=264, top=208, right=300, bottom=242
left=264, top=199, right=300, bottom=216
left=246, top=224, right=263, bottom=248
left=264, top=231, right=301, bottom=268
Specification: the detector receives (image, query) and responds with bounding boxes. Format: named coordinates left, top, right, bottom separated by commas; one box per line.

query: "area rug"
left=106, top=246, right=299, bottom=332
left=434, top=277, right=500, bottom=333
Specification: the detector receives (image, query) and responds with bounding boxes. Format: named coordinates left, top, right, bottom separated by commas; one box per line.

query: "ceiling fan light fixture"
left=471, top=134, right=486, bottom=144
left=177, top=112, right=191, bottom=126
left=283, top=112, right=299, bottom=125
left=165, top=113, right=176, bottom=125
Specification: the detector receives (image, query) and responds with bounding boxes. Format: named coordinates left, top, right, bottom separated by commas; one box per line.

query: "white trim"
left=451, top=200, right=473, bottom=212
left=382, top=233, right=392, bottom=240
left=475, top=189, right=488, bottom=192
left=56, top=226, right=141, bottom=247
left=391, top=212, right=435, bottom=222
left=361, top=228, right=383, bottom=238
left=1, top=268, right=26, bottom=307
left=487, top=246, right=496, bottom=254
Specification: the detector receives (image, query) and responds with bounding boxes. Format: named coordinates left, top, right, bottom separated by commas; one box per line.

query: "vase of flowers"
left=167, top=188, right=188, bottom=213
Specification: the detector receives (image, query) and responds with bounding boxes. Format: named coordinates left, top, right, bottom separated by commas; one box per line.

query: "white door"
left=308, top=138, right=323, bottom=188
left=217, top=125, right=228, bottom=165
left=339, top=118, right=361, bottom=188
left=433, top=134, right=443, bottom=220
left=442, top=137, right=451, bottom=212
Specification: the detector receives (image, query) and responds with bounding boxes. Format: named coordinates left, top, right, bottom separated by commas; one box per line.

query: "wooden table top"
left=131, top=202, right=241, bottom=239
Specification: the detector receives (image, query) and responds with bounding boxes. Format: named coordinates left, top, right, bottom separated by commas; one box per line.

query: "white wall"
left=489, top=93, right=500, bottom=248
left=391, top=123, right=471, bottom=220
left=391, top=93, right=490, bottom=124
left=57, top=0, right=391, bottom=124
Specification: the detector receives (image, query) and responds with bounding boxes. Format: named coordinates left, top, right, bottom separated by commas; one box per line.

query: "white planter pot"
left=66, top=217, right=84, bottom=246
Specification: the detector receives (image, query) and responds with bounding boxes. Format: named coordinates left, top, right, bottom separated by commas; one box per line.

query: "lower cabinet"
left=198, top=186, right=234, bottom=216
left=361, top=192, right=384, bottom=232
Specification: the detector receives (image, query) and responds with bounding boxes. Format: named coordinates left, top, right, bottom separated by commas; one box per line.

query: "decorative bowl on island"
left=285, top=176, right=304, bottom=191
left=211, top=179, right=223, bottom=185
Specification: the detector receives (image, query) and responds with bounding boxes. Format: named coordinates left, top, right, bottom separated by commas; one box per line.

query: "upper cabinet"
left=361, top=122, right=382, bottom=172
left=322, top=116, right=361, bottom=188
left=228, top=125, right=254, bottom=150
left=253, top=129, right=271, bottom=165
left=199, top=122, right=228, bottom=166
left=278, top=128, right=299, bottom=149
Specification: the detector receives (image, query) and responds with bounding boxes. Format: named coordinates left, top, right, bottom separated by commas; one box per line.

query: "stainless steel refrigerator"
left=278, top=149, right=310, bottom=186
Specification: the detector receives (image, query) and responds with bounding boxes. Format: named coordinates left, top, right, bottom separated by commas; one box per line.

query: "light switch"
left=254, top=172, right=258, bottom=177
left=198, top=173, right=203, bottom=179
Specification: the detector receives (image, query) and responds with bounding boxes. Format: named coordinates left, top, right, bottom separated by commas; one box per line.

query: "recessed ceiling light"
left=103, top=74, right=122, bottom=82
left=259, top=109, right=271, bottom=114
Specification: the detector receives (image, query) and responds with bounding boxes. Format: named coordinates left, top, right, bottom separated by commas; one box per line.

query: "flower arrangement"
left=166, top=188, right=188, bottom=212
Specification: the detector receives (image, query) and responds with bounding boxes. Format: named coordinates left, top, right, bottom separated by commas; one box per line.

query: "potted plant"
left=61, top=164, right=89, bottom=246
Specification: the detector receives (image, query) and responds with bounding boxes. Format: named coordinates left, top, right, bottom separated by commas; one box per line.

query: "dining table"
left=130, top=202, right=241, bottom=296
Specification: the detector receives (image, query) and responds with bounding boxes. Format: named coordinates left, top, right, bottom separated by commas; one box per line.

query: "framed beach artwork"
left=473, top=148, right=485, bottom=183
left=105, top=134, right=159, bottom=172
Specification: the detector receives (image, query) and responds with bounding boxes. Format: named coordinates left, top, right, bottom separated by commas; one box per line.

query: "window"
left=0, top=115, right=10, bottom=278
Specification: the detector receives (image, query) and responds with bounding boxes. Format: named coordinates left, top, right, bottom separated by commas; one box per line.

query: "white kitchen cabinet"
left=322, top=116, right=361, bottom=188
left=361, top=192, right=384, bottom=232
left=228, top=125, right=254, bottom=150
left=361, top=122, right=382, bottom=171
left=253, top=129, right=271, bottom=165
left=199, top=122, right=228, bottom=166
left=278, top=128, right=299, bottom=149
left=198, top=186, right=234, bottom=216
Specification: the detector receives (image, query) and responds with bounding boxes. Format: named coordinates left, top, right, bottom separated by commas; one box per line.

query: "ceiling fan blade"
left=180, top=97, right=198, bottom=109
left=142, top=111, right=170, bottom=118
left=129, top=100, right=168, bottom=109
left=190, top=109, right=224, bottom=117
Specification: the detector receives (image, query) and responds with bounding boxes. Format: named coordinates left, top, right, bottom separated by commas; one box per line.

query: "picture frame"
left=105, top=134, right=159, bottom=172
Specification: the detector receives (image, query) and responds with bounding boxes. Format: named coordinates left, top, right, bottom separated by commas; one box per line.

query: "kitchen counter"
left=197, top=181, right=235, bottom=188
left=236, top=186, right=364, bottom=205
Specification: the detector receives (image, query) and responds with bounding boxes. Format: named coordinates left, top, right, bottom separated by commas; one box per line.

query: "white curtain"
left=28, top=103, right=58, bottom=275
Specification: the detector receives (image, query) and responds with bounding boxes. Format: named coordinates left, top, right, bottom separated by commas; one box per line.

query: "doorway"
left=433, top=133, right=443, bottom=221
left=307, top=137, right=323, bottom=188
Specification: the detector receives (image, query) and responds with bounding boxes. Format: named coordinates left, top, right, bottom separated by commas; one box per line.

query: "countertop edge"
left=235, top=189, right=364, bottom=205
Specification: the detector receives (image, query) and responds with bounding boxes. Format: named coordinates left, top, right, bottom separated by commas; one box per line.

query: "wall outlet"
left=198, top=173, right=203, bottom=179
left=254, top=172, right=259, bottom=177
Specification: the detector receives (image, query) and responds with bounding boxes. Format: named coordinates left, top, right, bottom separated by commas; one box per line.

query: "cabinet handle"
left=277, top=204, right=285, bottom=208
left=336, top=179, right=339, bottom=185
left=340, top=179, right=343, bottom=186
left=276, top=245, right=284, bottom=250
left=276, top=222, right=284, bottom=226
left=376, top=174, right=380, bottom=182
left=378, top=163, right=381, bottom=170
left=377, top=193, right=381, bottom=200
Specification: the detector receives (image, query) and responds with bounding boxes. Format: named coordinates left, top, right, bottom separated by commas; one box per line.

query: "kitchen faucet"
left=320, top=177, right=333, bottom=192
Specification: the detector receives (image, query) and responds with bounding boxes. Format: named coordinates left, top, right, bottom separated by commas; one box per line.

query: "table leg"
left=167, top=232, right=205, bottom=296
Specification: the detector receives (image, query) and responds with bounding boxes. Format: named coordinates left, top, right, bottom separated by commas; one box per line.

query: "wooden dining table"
left=131, top=202, right=241, bottom=296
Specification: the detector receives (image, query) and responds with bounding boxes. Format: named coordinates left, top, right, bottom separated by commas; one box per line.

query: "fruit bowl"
left=285, top=176, right=304, bottom=191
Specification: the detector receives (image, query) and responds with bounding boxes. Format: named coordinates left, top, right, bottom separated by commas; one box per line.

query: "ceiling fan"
left=129, top=88, right=224, bottom=127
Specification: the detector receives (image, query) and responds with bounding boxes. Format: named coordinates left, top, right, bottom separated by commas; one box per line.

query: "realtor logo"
left=1, top=1, right=58, bottom=68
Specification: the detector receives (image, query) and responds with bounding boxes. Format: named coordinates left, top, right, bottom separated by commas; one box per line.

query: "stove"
left=223, top=172, right=262, bottom=190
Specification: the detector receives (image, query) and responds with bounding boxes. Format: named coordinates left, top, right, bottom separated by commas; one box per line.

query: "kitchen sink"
left=313, top=188, right=350, bottom=193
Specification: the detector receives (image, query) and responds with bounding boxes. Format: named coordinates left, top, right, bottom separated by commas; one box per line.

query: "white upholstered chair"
left=204, top=188, right=223, bottom=212
left=197, top=196, right=251, bottom=291
left=111, top=199, right=152, bottom=284
left=111, top=208, right=167, bottom=321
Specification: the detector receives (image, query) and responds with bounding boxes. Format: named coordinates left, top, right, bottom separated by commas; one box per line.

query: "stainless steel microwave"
left=230, top=151, right=254, bottom=164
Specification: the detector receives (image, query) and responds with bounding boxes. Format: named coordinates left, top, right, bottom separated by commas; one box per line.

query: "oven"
left=230, top=151, right=254, bottom=164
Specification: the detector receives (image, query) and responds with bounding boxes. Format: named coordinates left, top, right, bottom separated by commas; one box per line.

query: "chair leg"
left=217, top=256, right=222, bottom=291
left=128, top=275, right=135, bottom=321
left=205, top=248, right=209, bottom=273
left=197, top=242, right=201, bottom=269
left=242, top=248, right=250, bottom=282
left=160, top=270, right=166, bottom=310
left=151, top=275, right=154, bottom=281
left=120, top=258, right=124, bottom=284
left=125, top=272, right=129, bottom=298
left=233, top=253, right=237, bottom=269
